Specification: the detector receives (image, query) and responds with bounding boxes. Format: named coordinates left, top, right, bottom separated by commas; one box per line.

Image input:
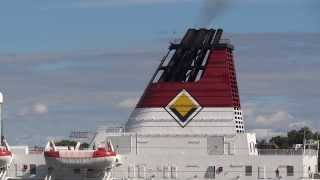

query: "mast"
left=0, top=92, right=3, bottom=146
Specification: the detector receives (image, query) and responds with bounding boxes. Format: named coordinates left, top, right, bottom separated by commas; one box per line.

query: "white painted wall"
left=126, top=108, right=237, bottom=135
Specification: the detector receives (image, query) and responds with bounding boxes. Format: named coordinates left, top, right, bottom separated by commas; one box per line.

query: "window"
left=205, top=166, right=215, bottom=179
left=74, top=168, right=80, bottom=174
left=245, top=166, right=252, bottom=176
left=163, top=166, right=170, bottom=179
left=30, top=164, right=36, bottom=175
left=138, top=165, right=146, bottom=178
left=22, top=165, right=28, bottom=172
left=171, top=166, right=178, bottom=179
left=128, top=165, right=135, bottom=178
left=217, top=167, right=223, bottom=174
left=287, top=166, right=294, bottom=176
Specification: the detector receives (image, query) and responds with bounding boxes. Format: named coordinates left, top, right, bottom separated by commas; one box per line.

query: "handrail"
left=258, top=149, right=318, bottom=156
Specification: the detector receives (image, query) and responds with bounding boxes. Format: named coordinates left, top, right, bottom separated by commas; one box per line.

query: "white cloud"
left=242, top=102, right=256, bottom=117
left=289, top=121, right=309, bottom=129
left=32, top=103, right=48, bottom=114
left=117, top=98, right=139, bottom=109
left=243, top=101, right=293, bottom=129
left=256, top=111, right=292, bottom=126
left=17, top=103, right=49, bottom=117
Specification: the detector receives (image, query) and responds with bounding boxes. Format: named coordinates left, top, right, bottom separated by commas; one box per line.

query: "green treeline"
left=55, top=140, right=90, bottom=149
left=257, top=127, right=319, bottom=149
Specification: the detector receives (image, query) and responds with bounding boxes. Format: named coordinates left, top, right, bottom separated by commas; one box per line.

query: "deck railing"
left=29, top=146, right=45, bottom=154
left=258, top=149, right=318, bottom=156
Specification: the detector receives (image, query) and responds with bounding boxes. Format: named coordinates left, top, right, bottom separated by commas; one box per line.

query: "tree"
left=287, top=127, right=313, bottom=147
left=55, top=140, right=77, bottom=147
left=270, top=136, right=289, bottom=149
left=258, top=127, right=318, bottom=149
left=259, top=127, right=320, bottom=172
left=80, top=142, right=90, bottom=149
left=55, top=140, right=90, bottom=149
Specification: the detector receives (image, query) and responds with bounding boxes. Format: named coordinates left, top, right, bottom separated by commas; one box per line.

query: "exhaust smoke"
left=197, top=0, right=231, bottom=28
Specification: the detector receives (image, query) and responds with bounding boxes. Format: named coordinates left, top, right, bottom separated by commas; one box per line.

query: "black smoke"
left=197, top=0, right=231, bottom=28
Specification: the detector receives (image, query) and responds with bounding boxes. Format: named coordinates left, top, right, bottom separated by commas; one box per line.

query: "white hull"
left=44, top=156, right=115, bottom=169
left=5, top=132, right=319, bottom=180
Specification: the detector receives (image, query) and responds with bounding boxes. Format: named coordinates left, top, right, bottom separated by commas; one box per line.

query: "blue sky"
left=0, top=0, right=320, bottom=145
left=0, top=0, right=319, bottom=53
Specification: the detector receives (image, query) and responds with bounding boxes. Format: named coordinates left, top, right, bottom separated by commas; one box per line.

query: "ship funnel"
left=126, top=28, right=244, bottom=135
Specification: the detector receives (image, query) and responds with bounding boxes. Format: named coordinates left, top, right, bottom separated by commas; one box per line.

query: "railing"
left=97, top=127, right=126, bottom=136
left=105, top=127, right=125, bottom=133
left=29, top=146, right=45, bottom=154
left=96, top=126, right=124, bottom=133
left=258, top=149, right=318, bottom=156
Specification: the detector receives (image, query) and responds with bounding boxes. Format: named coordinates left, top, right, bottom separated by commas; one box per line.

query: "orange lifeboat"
left=44, top=140, right=121, bottom=169
left=0, top=140, right=13, bottom=168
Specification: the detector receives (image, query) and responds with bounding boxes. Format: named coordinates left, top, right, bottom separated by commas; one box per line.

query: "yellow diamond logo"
left=165, top=90, right=201, bottom=127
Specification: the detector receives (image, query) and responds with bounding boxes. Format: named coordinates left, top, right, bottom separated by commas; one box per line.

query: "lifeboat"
left=0, top=93, right=13, bottom=169
left=0, top=139, right=13, bottom=168
left=44, top=140, right=121, bottom=169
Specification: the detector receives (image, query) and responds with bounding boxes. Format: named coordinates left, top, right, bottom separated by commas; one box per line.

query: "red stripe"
left=0, top=150, right=12, bottom=156
left=92, top=148, right=116, bottom=158
left=137, top=48, right=240, bottom=108
left=44, top=151, right=60, bottom=158
left=44, top=149, right=117, bottom=158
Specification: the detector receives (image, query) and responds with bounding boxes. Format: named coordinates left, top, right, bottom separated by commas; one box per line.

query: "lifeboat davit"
left=44, top=140, right=121, bottom=169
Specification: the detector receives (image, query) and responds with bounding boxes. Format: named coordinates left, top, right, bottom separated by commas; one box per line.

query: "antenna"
left=0, top=92, right=3, bottom=146
left=303, top=128, right=306, bottom=154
